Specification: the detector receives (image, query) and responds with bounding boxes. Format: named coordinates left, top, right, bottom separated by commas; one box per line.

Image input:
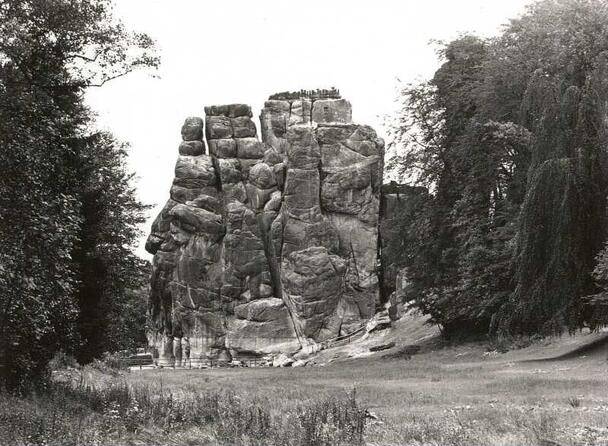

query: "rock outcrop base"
left=146, top=90, right=385, bottom=364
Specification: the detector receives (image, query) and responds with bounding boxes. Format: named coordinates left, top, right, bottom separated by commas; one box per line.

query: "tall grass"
left=0, top=375, right=366, bottom=445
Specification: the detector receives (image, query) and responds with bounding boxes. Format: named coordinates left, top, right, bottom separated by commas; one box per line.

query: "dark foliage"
left=388, top=0, right=608, bottom=338
left=0, top=0, right=158, bottom=388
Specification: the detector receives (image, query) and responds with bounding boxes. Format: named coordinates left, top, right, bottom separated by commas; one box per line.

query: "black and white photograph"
left=1, top=0, right=608, bottom=444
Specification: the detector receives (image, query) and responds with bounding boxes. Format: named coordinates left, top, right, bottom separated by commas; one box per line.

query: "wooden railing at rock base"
left=145, top=357, right=269, bottom=369
left=124, top=325, right=369, bottom=370
left=0, top=325, right=371, bottom=373
left=319, top=324, right=367, bottom=350
left=118, top=355, right=272, bottom=370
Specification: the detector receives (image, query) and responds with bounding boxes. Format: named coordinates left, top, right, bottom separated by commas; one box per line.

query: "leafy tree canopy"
left=0, top=0, right=158, bottom=389
left=388, top=0, right=608, bottom=338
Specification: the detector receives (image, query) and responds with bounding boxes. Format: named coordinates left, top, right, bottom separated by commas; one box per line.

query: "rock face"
left=146, top=90, right=385, bottom=363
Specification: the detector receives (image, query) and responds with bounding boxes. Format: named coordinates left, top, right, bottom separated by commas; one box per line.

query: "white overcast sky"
left=86, top=0, right=532, bottom=259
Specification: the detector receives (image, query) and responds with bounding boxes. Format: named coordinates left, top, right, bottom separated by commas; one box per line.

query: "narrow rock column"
left=173, top=337, right=182, bottom=368
left=146, top=116, right=227, bottom=362
left=205, top=104, right=300, bottom=356
left=259, top=91, right=384, bottom=341
left=315, top=121, right=385, bottom=331
left=159, top=335, right=175, bottom=367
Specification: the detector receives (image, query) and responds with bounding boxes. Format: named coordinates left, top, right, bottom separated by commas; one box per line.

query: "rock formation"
left=146, top=90, right=385, bottom=364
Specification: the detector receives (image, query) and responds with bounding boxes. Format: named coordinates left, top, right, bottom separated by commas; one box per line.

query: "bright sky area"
left=85, top=0, right=532, bottom=259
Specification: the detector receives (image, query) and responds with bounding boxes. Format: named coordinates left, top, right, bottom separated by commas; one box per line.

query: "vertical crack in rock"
left=204, top=104, right=300, bottom=358
left=146, top=90, right=385, bottom=362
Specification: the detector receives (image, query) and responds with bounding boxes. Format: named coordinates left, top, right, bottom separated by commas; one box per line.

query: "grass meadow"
left=2, top=334, right=608, bottom=445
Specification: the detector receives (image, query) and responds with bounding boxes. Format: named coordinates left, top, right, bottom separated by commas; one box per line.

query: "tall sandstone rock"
left=146, top=90, right=385, bottom=363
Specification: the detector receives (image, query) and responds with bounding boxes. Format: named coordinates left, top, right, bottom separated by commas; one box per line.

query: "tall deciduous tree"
left=389, top=36, right=528, bottom=336
left=0, top=0, right=158, bottom=388
left=389, top=0, right=608, bottom=338
left=70, top=133, right=151, bottom=363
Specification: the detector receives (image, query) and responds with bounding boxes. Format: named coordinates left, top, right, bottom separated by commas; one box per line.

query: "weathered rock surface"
left=272, top=353, right=295, bottom=367
left=146, top=91, right=386, bottom=363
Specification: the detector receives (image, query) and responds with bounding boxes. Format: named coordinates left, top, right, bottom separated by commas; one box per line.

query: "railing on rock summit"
left=268, top=87, right=341, bottom=101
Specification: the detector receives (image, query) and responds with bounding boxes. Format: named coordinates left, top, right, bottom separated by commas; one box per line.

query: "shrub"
left=48, top=351, right=80, bottom=371
left=90, top=352, right=130, bottom=375
left=567, top=396, right=582, bottom=408
left=295, top=390, right=366, bottom=446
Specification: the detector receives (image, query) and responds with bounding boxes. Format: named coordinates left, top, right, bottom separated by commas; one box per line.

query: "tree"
left=70, top=133, right=151, bottom=362
left=0, top=0, right=158, bottom=389
left=388, top=36, right=527, bottom=337
left=494, top=5, right=608, bottom=336
left=500, top=52, right=608, bottom=334
left=586, top=243, right=608, bottom=327
left=389, top=0, right=608, bottom=338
